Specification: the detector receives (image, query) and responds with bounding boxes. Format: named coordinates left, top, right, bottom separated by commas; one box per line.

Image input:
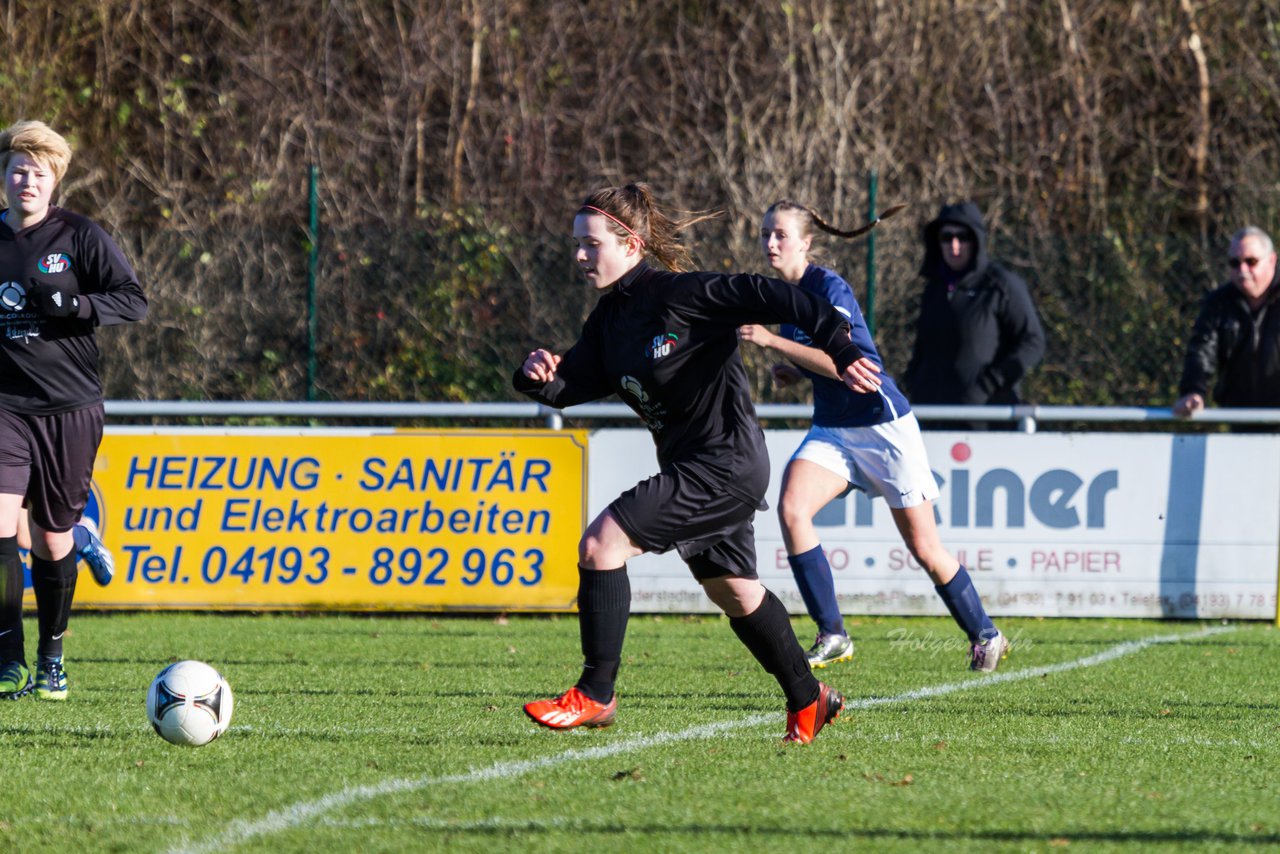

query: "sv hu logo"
left=38, top=254, right=71, bottom=274
left=648, top=332, right=678, bottom=360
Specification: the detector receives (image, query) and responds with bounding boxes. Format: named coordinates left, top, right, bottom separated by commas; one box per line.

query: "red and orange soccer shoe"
left=524, top=686, right=618, bottom=729
left=784, top=682, right=844, bottom=743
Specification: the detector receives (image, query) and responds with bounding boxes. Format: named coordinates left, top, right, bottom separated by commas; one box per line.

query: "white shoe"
left=969, top=630, right=1009, bottom=673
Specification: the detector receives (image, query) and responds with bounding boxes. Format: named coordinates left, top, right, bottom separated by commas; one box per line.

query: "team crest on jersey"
left=647, top=332, right=679, bottom=360
left=38, top=253, right=71, bottom=274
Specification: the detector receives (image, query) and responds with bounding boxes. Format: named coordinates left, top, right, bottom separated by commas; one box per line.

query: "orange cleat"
left=784, top=682, right=843, bottom=743
left=524, top=686, right=618, bottom=729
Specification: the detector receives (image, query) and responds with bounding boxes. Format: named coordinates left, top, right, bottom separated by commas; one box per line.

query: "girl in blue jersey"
left=738, top=200, right=1008, bottom=672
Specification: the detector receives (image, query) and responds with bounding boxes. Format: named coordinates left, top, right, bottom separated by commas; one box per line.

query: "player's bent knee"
left=778, top=498, right=816, bottom=530
left=578, top=533, right=629, bottom=568
left=700, top=576, right=765, bottom=618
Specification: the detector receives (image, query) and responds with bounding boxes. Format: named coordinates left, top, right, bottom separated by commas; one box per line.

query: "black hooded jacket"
left=1178, top=272, right=1280, bottom=407
left=903, top=202, right=1045, bottom=405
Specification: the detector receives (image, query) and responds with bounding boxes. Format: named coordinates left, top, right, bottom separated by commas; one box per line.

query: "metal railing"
left=102, top=400, right=1280, bottom=431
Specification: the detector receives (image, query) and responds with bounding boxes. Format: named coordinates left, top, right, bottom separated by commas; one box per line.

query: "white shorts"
left=790, top=413, right=939, bottom=509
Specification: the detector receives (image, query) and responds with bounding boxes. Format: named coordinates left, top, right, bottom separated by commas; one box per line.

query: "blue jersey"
left=779, top=264, right=911, bottom=427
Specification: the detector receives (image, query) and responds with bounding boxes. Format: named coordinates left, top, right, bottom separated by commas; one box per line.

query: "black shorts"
left=608, top=461, right=761, bottom=581
left=0, top=404, right=104, bottom=533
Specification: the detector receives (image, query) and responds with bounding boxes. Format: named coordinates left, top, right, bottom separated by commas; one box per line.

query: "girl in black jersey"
left=0, top=121, right=147, bottom=701
left=515, top=183, right=882, bottom=742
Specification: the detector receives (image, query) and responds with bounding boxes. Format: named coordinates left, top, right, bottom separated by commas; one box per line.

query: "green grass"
left=1, top=614, right=1278, bottom=852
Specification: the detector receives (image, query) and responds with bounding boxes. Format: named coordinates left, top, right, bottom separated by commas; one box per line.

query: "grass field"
left=2, top=612, right=1278, bottom=853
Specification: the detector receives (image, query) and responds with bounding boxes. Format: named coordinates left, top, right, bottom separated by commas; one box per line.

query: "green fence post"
left=865, top=170, right=878, bottom=335
left=307, top=164, right=319, bottom=402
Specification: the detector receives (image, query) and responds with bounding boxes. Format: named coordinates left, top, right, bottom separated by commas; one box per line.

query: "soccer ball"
left=146, top=660, right=234, bottom=747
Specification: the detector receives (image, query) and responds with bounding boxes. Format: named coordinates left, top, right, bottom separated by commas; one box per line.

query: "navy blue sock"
left=574, top=566, right=630, bottom=704
left=787, top=545, right=844, bottom=636
left=934, top=566, right=996, bottom=643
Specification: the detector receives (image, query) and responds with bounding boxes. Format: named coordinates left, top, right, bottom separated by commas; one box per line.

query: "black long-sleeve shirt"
left=514, top=261, right=861, bottom=505
left=0, top=206, right=147, bottom=414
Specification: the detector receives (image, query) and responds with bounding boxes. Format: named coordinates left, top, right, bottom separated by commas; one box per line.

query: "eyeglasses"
left=938, top=231, right=974, bottom=243
left=1228, top=256, right=1261, bottom=269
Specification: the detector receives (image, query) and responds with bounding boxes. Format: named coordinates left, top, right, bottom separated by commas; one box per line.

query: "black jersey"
left=515, top=262, right=862, bottom=505
left=0, top=206, right=147, bottom=414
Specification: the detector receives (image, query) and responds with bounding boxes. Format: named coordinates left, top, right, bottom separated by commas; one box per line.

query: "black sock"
left=574, top=566, right=630, bottom=704
left=31, top=552, right=77, bottom=661
left=0, top=537, right=23, bottom=662
left=729, top=588, right=819, bottom=712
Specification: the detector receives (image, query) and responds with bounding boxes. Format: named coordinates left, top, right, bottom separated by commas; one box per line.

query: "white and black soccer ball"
left=146, top=660, right=234, bottom=747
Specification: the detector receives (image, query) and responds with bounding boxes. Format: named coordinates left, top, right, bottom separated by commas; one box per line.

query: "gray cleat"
left=805, top=633, right=855, bottom=669
left=969, top=630, right=1010, bottom=673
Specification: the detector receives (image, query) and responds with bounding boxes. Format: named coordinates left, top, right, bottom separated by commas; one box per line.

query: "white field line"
left=167, top=624, right=1235, bottom=854
left=314, top=815, right=593, bottom=831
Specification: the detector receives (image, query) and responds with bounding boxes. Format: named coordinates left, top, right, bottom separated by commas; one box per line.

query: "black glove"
left=26, top=281, right=81, bottom=318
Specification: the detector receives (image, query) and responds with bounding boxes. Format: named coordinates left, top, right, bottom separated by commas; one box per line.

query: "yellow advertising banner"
left=52, top=429, right=587, bottom=611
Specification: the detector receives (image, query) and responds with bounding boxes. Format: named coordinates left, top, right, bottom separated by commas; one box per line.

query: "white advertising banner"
left=588, top=430, right=1280, bottom=619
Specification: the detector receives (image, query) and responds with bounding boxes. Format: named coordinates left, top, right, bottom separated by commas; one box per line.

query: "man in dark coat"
left=903, top=202, right=1045, bottom=429
left=1174, top=225, right=1280, bottom=421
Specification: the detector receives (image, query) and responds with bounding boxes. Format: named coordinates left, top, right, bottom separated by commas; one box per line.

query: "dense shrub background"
left=4, top=0, right=1277, bottom=406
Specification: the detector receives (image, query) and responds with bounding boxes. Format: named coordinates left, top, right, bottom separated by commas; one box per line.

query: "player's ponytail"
left=765, top=199, right=904, bottom=240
